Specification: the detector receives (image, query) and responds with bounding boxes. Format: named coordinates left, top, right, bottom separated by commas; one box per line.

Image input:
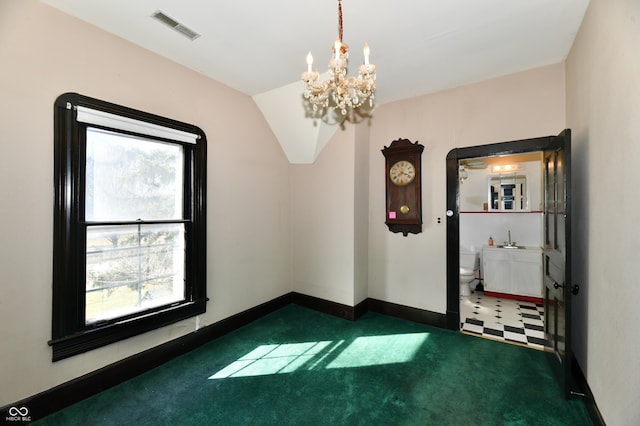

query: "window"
left=51, top=93, right=207, bottom=361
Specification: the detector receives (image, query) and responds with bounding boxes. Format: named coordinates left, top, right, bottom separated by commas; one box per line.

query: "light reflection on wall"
left=208, top=332, right=429, bottom=380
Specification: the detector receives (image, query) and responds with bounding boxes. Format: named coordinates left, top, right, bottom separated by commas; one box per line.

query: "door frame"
left=445, top=134, right=566, bottom=329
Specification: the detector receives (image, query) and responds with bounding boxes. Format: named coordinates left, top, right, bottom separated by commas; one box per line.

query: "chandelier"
left=301, top=0, right=376, bottom=115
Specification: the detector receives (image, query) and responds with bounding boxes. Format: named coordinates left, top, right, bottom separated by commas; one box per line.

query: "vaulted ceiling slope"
left=40, top=0, right=590, bottom=162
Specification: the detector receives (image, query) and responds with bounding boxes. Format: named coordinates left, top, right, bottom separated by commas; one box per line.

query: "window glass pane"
left=86, top=128, right=184, bottom=221
left=86, top=224, right=185, bottom=324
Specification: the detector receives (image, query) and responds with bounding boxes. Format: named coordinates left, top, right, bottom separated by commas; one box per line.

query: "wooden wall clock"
left=381, top=139, right=424, bottom=236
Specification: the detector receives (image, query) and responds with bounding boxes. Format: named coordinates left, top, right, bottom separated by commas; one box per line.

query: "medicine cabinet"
left=488, top=174, right=527, bottom=211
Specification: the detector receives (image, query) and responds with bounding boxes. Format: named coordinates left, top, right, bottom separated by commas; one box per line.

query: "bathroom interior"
left=458, top=152, right=547, bottom=349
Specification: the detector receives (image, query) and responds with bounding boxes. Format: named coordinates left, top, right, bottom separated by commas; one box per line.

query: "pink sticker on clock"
left=389, top=211, right=397, bottom=219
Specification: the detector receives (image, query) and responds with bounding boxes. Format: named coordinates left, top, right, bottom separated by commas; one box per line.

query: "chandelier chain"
left=338, top=0, right=343, bottom=42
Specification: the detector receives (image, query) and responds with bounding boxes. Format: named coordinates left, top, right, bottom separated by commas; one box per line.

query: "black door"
left=446, top=130, right=577, bottom=396
left=543, top=129, right=576, bottom=398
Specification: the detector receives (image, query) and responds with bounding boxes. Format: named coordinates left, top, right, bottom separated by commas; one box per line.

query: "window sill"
left=49, top=298, right=207, bottom=361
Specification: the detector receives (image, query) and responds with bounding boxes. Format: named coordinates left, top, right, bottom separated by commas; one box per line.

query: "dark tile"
left=483, top=328, right=504, bottom=338
left=466, top=317, right=483, bottom=326
left=521, top=313, right=541, bottom=320
left=504, top=325, right=525, bottom=334
left=519, top=305, right=538, bottom=311
left=523, top=323, right=544, bottom=331
left=527, top=336, right=548, bottom=346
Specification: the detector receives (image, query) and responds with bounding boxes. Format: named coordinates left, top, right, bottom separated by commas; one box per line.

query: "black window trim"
left=50, top=93, right=207, bottom=361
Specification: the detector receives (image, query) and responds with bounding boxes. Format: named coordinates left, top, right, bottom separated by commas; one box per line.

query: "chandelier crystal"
left=301, top=0, right=376, bottom=115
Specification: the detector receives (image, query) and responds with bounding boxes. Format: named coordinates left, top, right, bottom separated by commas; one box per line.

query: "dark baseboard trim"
left=445, top=309, right=461, bottom=330
left=2, top=293, right=456, bottom=422
left=572, top=356, right=605, bottom=426
left=354, top=298, right=369, bottom=320
left=367, top=298, right=448, bottom=328
left=290, top=291, right=366, bottom=321
left=1, top=293, right=292, bottom=422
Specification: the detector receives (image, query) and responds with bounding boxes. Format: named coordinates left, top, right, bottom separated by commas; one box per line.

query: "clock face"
left=389, top=160, right=416, bottom=186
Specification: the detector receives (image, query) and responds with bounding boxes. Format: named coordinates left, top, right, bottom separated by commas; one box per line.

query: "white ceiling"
left=41, top=0, right=590, bottom=104
left=40, top=0, right=591, bottom=162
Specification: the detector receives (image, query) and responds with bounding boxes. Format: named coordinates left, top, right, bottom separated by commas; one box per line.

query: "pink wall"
left=0, top=0, right=290, bottom=405
left=367, top=64, right=565, bottom=313
left=566, top=0, right=640, bottom=423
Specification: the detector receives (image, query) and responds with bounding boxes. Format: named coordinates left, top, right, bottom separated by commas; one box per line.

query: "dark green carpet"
left=35, top=304, right=592, bottom=425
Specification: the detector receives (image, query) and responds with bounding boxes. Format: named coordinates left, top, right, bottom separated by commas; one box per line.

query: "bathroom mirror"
left=489, top=174, right=527, bottom=211
left=459, top=153, right=542, bottom=212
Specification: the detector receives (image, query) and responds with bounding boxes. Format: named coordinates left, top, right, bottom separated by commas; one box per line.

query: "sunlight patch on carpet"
left=208, top=332, right=429, bottom=379
left=326, top=333, right=429, bottom=368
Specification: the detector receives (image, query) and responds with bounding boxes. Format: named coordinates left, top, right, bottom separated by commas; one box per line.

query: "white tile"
left=500, top=317, right=525, bottom=328
left=460, top=300, right=476, bottom=315
left=521, top=318, right=543, bottom=328
left=483, top=320, right=504, bottom=331
left=473, top=306, right=494, bottom=316
left=462, top=323, right=484, bottom=334
left=524, top=329, right=545, bottom=339
left=522, top=319, right=544, bottom=329
left=498, top=307, right=522, bottom=317
left=504, top=330, right=528, bottom=343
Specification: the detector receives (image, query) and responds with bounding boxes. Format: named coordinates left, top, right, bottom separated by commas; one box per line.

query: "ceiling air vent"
left=151, top=10, right=201, bottom=41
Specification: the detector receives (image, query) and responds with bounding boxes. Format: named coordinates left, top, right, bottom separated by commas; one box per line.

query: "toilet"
left=459, top=249, right=479, bottom=297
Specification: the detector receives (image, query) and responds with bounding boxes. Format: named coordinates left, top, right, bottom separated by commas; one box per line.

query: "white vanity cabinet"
left=482, top=247, right=542, bottom=297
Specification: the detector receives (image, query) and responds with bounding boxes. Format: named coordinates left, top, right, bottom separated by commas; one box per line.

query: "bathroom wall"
left=459, top=156, right=544, bottom=268
left=460, top=213, right=544, bottom=251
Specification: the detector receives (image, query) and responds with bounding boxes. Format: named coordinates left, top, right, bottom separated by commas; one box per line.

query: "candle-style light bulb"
left=334, top=38, right=342, bottom=60
left=306, top=51, right=313, bottom=73
left=363, top=43, right=370, bottom=66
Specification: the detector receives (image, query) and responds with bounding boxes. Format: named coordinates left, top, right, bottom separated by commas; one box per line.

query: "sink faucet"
left=504, top=230, right=517, bottom=247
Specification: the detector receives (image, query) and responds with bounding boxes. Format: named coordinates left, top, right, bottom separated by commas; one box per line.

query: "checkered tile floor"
left=460, top=292, right=548, bottom=350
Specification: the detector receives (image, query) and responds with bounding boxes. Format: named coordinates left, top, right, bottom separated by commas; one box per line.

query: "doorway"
left=445, top=130, right=574, bottom=397
left=445, top=135, right=555, bottom=330
left=457, top=151, right=546, bottom=350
